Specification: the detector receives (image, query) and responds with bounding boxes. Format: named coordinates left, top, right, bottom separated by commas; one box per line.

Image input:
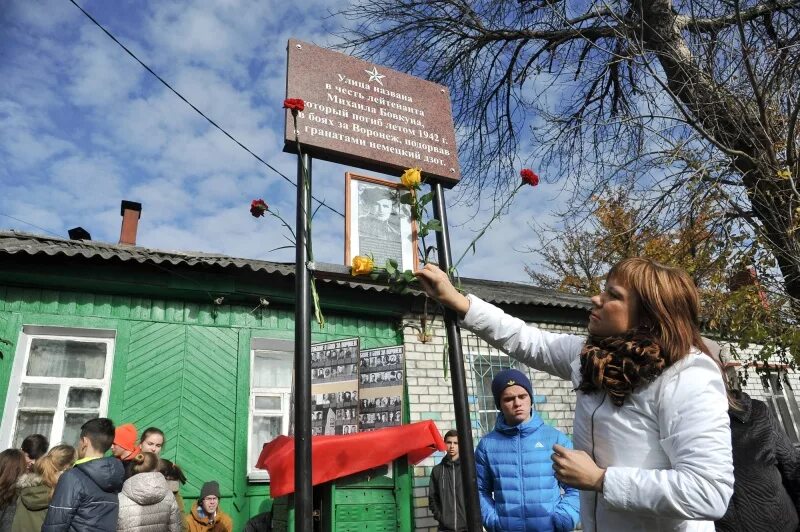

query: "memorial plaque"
left=284, top=39, right=461, bottom=186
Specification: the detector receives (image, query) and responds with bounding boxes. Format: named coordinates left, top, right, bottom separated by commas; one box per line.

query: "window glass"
left=13, top=411, right=54, bottom=448
left=250, top=415, right=282, bottom=472
left=254, top=396, right=282, bottom=410
left=63, top=412, right=98, bottom=446
left=67, top=388, right=102, bottom=409
left=27, top=339, right=107, bottom=379
left=19, top=383, right=59, bottom=409
left=762, top=373, right=800, bottom=444
left=465, top=333, right=530, bottom=438
left=252, top=351, right=292, bottom=389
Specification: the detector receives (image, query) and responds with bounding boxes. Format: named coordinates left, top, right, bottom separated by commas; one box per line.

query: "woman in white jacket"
left=417, top=257, right=734, bottom=531
left=117, top=452, right=181, bottom=532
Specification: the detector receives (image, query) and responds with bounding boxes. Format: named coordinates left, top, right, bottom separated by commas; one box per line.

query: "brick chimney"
left=119, top=200, right=142, bottom=246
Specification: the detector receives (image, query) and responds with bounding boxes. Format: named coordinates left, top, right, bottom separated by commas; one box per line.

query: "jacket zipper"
left=451, top=464, right=457, bottom=531
left=590, top=394, right=606, bottom=532
left=518, top=427, right=525, bottom=526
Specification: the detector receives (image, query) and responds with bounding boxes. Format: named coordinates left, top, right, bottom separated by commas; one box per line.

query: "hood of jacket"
left=16, top=472, right=43, bottom=490
left=75, top=456, right=125, bottom=493
left=16, top=473, right=50, bottom=511
left=122, top=471, right=169, bottom=505
left=494, top=408, right=544, bottom=436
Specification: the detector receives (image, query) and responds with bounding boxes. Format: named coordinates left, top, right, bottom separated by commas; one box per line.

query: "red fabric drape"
left=256, top=421, right=445, bottom=498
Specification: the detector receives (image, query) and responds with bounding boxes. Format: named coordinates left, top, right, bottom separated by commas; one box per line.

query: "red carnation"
left=283, top=98, right=305, bottom=113
left=250, top=199, right=268, bottom=217
left=520, top=168, right=539, bottom=187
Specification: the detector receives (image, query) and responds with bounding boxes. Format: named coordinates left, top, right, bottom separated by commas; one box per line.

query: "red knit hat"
left=114, top=423, right=138, bottom=452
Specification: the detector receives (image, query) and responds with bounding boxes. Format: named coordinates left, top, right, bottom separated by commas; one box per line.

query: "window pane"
left=13, top=411, right=53, bottom=448
left=19, top=383, right=60, bottom=409
left=63, top=412, right=98, bottom=446
left=479, top=411, right=498, bottom=434
left=67, top=388, right=102, bottom=408
left=250, top=416, right=283, bottom=471
left=254, top=396, right=281, bottom=410
left=775, top=397, right=799, bottom=443
left=253, top=351, right=292, bottom=388
left=27, top=339, right=107, bottom=379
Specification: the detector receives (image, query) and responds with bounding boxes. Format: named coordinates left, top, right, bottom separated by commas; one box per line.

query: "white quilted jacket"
left=117, top=472, right=181, bottom=532
left=462, top=295, right=734, bottom=532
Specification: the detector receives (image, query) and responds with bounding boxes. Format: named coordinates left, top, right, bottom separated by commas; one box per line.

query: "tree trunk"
left=635, top=0, right=800, bottom=315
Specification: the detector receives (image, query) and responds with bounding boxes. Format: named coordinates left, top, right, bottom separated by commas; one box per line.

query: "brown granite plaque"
left=284, top=39, right=461, bottom=186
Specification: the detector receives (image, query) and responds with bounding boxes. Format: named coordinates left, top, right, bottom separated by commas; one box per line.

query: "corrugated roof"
left=0, top=230, right=590, bottom=310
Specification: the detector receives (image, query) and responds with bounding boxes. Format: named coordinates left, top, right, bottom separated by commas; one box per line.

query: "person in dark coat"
left=429, top=430, right=467, bottom=532
left=42, top=418, right=124, bottom=532
left=716, top=390, right=800, bottom=532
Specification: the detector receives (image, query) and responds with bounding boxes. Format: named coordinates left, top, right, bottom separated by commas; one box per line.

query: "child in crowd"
left=111, top=424, right=141, bottom=462
left=0, top=449, right=27, bottom=530
left=117, top=452, right=181, bottom=532
left=159, top=459, right=188, bottom=531
left=42, top=418, right=124, bottom=532
left=20, top=435, right=49, bottom=471
left=11, top=445, right=76, bottom=532
left=140, top=427, right=165, bottom=456
left=187, top=481, right=232, bottom=532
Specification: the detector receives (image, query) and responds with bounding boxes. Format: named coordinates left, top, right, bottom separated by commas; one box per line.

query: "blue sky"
left=0, top=0, right=566, bottom=283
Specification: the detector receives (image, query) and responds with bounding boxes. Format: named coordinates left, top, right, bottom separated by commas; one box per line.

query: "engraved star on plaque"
left=364, top=66, right=385, bottom=86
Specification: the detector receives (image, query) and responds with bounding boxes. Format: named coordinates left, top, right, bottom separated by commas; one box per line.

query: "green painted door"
left=119, top=322, right=240, bottom=497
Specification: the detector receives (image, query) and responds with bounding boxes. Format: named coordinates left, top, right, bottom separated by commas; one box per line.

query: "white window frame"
left=247, top=338, right=293, bottom=481
left=761, top=371, right=800, bottom=444
left=0, top=325, right=116, bottom=450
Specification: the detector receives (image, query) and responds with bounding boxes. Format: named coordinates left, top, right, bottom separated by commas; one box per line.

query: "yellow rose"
left=400, top=167, right=422, bottom=188
left=351, top=255, right=374, bottom=276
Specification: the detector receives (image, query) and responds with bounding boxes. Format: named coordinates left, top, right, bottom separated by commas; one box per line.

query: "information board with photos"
left=311, top=338, right=359, bottom=435
left=358, top=346, right=404, bottom=431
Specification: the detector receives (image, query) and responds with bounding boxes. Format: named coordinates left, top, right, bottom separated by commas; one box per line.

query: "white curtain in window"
left=253, top=351, right=292, bottom=388
left=13, top=412, right=53, bottom=448
left=27, top=339, right=107, bottom=379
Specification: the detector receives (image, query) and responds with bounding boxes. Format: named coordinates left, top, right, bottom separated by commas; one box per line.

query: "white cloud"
left=66, top=26, right=143, bottom=107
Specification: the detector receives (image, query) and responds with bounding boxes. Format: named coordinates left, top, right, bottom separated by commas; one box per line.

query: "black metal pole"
left=431, top=182, right=482, bottom=532
left=294, top=153, right=313, bottom=532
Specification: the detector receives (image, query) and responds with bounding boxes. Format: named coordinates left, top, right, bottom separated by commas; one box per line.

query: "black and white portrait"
left=346, top=173, right=416, bottom=271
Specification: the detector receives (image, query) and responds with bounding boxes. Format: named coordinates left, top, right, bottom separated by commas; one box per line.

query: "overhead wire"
left=66, top=0, right=345, bottom=218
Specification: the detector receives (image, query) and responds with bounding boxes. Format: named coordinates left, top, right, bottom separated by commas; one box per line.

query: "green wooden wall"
left=0, top=284, right=404, bottom=529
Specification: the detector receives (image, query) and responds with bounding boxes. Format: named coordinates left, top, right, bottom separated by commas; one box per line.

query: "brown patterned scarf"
left=577, top=330, right=668, bottom=406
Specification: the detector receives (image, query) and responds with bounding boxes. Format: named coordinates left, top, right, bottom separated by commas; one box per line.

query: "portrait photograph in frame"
left=345, top=173, right=418, bottom=272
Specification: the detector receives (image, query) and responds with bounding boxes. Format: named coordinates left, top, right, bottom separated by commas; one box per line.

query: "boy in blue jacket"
left=42, top=417, right=124, bottom=532
left=476, top=369, right=580, bottom=531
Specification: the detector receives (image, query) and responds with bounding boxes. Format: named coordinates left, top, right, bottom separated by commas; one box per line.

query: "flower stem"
left=452, top=183, right=525, bottom=270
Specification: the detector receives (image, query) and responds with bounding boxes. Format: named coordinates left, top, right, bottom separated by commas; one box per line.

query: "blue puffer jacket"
left=475, top=410, right=580, bottom=531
